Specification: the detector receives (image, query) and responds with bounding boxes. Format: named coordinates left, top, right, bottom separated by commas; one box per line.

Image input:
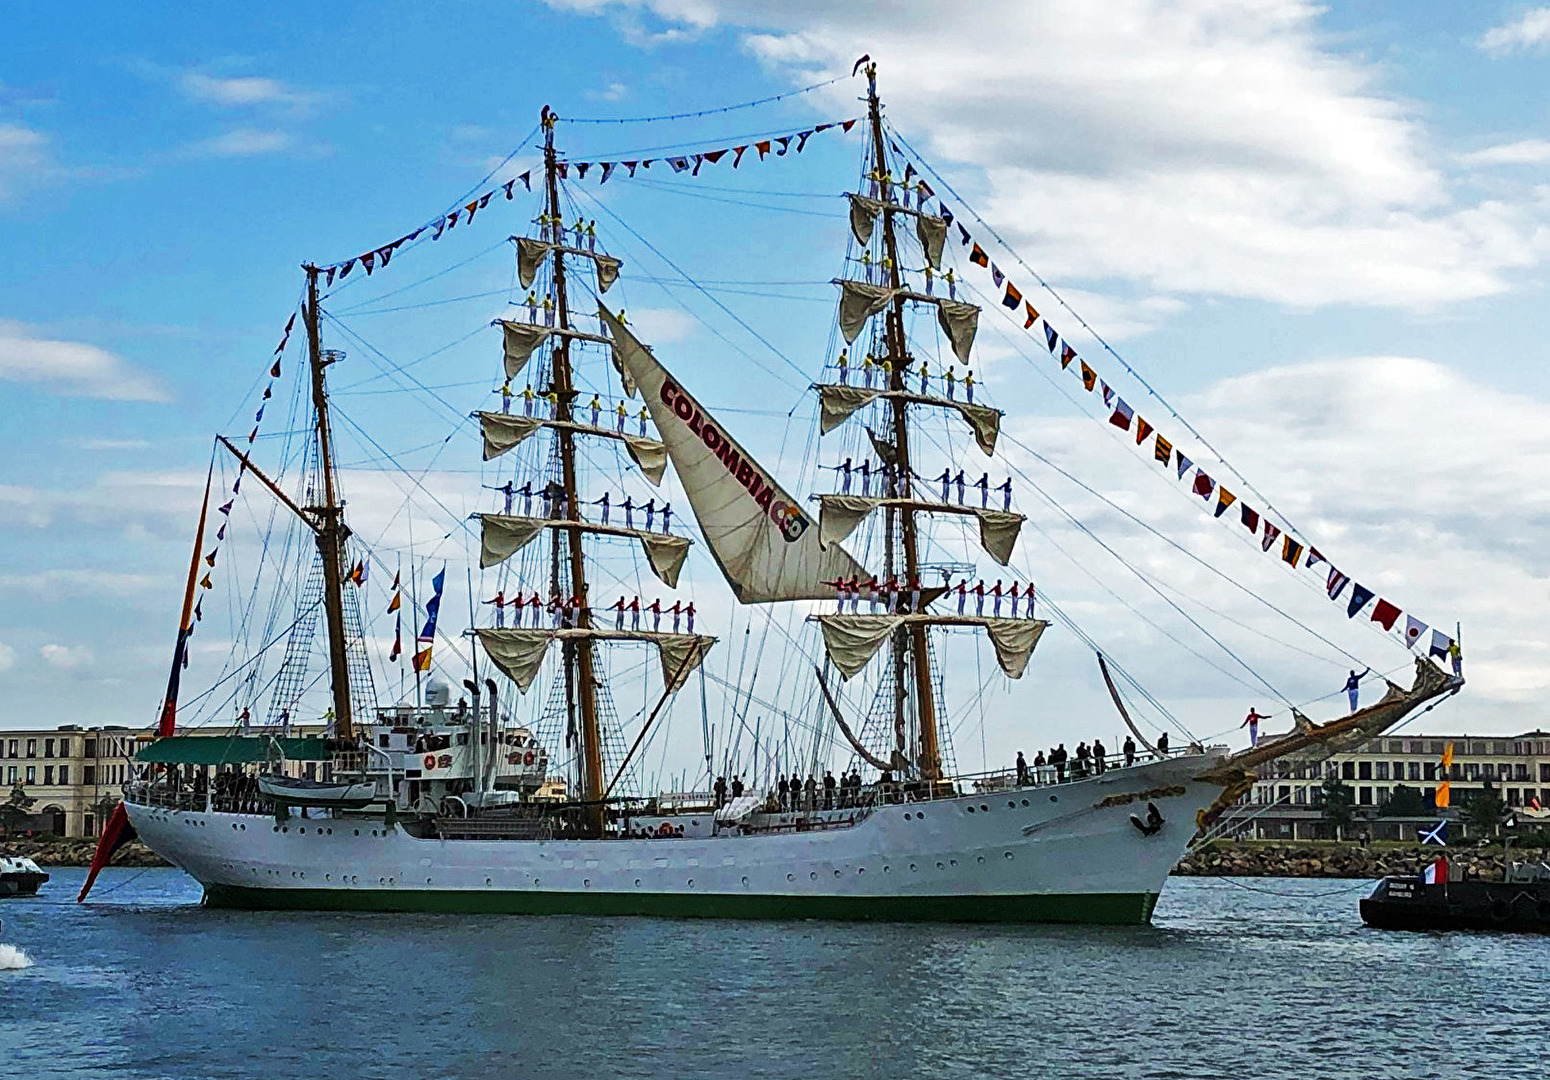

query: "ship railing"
left=123, top=782, right=205, bottom=813
left=837, top=751, right=1188, bottom=809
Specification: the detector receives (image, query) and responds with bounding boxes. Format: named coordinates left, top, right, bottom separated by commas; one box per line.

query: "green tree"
left=0, top=785, right=35, bottom=837
left=1380, top=784, right=1426, bottom=817
left=1463, top=784, right=1505, bottom=840
left=1318, top=778, right=1356, bottom=840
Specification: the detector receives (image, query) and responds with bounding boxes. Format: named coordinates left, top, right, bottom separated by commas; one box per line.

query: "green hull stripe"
left=202, top=884, right=1160, bottom=925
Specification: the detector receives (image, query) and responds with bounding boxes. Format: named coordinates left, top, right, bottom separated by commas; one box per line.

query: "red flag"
left=77, top=801, right=138, bottom=902
left=1371, top=598, right=1402, bottom=630
left=1135, top=417, right=1153, bottom=445
left=1025, top=302, right=1040, bottom=329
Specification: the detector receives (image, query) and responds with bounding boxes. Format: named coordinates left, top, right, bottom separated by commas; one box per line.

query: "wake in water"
left=0, top=943, right=34, bottom=970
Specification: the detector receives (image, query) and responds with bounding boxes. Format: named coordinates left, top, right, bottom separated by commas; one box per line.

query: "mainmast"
left=540, top=108, right=605, bottom=821
left=864, top=65, right=941, bottom=781
left=302, top=263, right=355, bottom=741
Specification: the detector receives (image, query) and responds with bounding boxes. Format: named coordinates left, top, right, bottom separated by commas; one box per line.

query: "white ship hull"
left=126, top=754, right=1226, bottom=924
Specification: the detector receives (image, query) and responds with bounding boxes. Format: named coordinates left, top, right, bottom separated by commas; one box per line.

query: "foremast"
left=863, top=64, right=941, bottom=782
left=302, top=263, right=355, bottom=741
left=539, top=107, right=606, bottom=825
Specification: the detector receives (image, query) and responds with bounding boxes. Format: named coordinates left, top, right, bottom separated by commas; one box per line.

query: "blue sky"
left=4, top=1, right=1550, bottom=773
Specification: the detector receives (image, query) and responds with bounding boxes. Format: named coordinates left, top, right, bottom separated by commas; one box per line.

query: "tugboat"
left=1361, top=855, right=1550, bottom=933
left=0, top=855, right=48, bottom=897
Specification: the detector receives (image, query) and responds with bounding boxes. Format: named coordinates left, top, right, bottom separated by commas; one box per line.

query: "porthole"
left=950, top=860, right=958, bottom=867
left=326, top=828, right=333, bottom=835
left=936, top=861, right=945, bottom=870
left=240, top=823, right=246, bottom=830
left=1021, top=800, right=1030, bottom=807
left=977, top=856, right=985, bottom=864
left=281, top=827, right=288, bottom=834
left=1008, top=801, right=1016, bottom=809
left=741, top=876, right=749, bottom=887
left=834, top=869, right=842, bottom=877
left=857, top=867, right=865, bottom=875
left=787, top=873, right=795, bottom=882
left=966, top=806, right=975, bottom=814
left=354, top=829, right=360, bottom=836
left=810, top=871, right=818, bottom=881
left=980, top=805, right=989, bottom=812
left=883, top=865, right=890, bottom=874
left=299, top=827, right=306, bottom=834
left=583, top=879, right=591, bottom=888
left=486, top=878, right=493, bottom=886
left=534, top=878, right=541, bottom=887
left=904, top=812, right=912, bottom=820
left=1049, top=794, right=1058, bottom=803
left=910, top=863, right=918, bottom=872
left=687, top=879, right=694, bottom=887
left=635, top=878, right=643, bottom=887
left=272, top=826, right=279, bottom=833
left=1004, top=851, right=1014, bottom=860
left=325, top=874, right=331, bottom=881
left=427, top=878, right=433, bottom=885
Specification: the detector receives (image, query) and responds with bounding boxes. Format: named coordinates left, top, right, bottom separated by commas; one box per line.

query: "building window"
left=1358, top=762, right=1372, bottom=780
left=1541, top=765, right=1550, bottom=783
left=1342, top=761, right=1356, bottom=780
left=5, top=766, right=14, bottom=784
left=1508, top=789, right=1521, bottom=807
left=44, top=739, right=54, bottom=758
left=25, top=740, right=36, bottom=758
left=57, top=765, right=67, bottom=785
left=58, top=738, right=69, bottom=757
left=1375, top=762, right=1389, bottom=781
left=1358, top=787, right=1373, bottom=805
left=43, top=766, right=53, bottom=785
left=1424, top=762, right=1437, bottom=781
left=1516, top=764, right=1529, bottom=781
left=25, top=766, right=36, bottom=784
left=83, top=765, right=95, bottom=785
left=1464, top=764, right=1478, bottom=781
left=83, top=738, right=96, bottom=758
left=1408, top=762, right=1420, bottom=781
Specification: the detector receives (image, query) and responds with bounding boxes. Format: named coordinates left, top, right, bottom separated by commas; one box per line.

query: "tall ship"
left=81, top=64, right=1462, bottom=922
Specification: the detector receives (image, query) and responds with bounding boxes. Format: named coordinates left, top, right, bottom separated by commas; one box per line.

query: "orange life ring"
left=423, top=754, right=437, bottom=770
left=524, top=751, right=535, bottom=766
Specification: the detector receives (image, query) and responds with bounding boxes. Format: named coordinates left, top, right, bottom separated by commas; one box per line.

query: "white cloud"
left=180, top=73, right=318, bottom=110
left=0, top=644, right=14, bottom=673
left=39, top=644, right=92, bottom=671
left=0, top=321, right=169, bottom=402
left=190, top=128, right=294, bottom=158
left=1459, top=139, right=1550, bottom=166
left=0, top=123, right=50, bottom=201
left=587, top=81, right=630, bottom=103
left=0, top=570, right=159, bottom=599
left=627, top=307, right=698, bottom=344
left=77, top=438, right=152, bottom=452
left=993, top=353, right=1550, bottom=728
left=1478, top=8, right=1550, bottom=55
left=557, top=0, right=1550, bottom=310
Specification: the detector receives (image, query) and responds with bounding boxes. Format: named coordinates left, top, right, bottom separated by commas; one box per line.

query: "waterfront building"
left=0, top=723, right=321, bottom=838
left=1237, top=731, right=1550, bottom=841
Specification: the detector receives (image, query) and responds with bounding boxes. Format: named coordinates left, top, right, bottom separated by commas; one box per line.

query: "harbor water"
left=1, top=867, right=1545, bottom=1079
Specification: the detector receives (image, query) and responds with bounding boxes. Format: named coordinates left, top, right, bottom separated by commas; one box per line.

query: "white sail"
left=601, top=305, right=867, bottom=603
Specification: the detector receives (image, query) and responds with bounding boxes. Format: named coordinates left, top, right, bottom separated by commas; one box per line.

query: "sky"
left=3, top=1, right=1550, bottom=781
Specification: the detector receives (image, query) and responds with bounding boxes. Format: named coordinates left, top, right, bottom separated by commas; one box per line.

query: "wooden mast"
left=302, top=263, right=354, bottom=741
left=865, top=64, right=941, bottom=781
left=540, top=107, right=605, bottom=828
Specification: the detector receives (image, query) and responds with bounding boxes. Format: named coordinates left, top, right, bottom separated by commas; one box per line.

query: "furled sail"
left=816, top=495, right=1025, bottom=566
left=816, top=385, right=1002, bottom=455
left=517, top=237, right=622, bottom=295
left=817, top=614, right=1046, bottom=680
left=478, top=514, right=691, bottom=587
left=477, top=411, right=665, bottom=484
left=601, top=305, right=867, bottom=603
left=477, top=627, right=715, bottom=694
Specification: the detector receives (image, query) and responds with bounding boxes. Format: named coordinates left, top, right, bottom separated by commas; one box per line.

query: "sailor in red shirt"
left=990, top=579, right=1004, bottom=617
left=628, top=595, right=642, bottom=631
left=1242, top=707, right=1270, bottom=747
left=649, top=597, right=663, bottom=632
left=1007, top=582, right=1020, bottom=618
left=612, top=595, right=627, bottom=630
left=684, top=602, right=696, bottom=634
left=908, top=574, right=921, bottom=613
left=669, top=600, right=683, bottom=633
left=485, top=590, right=506, bottom=627
left=955, top=578, right=968, bottom=614
left=972, top=580, right=986, bottom=617
left=884, top=575, right=900, bottom=613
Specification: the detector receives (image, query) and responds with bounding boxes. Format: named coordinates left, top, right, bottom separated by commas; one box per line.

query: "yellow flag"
left=1435, top=780, right=1451, bottom=809
left=387, top=592, right=401, bottom=613
left=1441, top=741, right=1454, bottom=770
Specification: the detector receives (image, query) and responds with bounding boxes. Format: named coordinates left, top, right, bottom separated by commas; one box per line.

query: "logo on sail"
left=659, top=378, right=809, bottom=543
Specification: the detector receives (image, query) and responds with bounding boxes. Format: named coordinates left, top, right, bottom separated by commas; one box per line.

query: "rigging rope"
left=562, top=74, right=850, bottom=124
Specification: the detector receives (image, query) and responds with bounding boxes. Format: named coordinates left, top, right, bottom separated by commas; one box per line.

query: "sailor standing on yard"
left=1242, top=707, right=1269, bottom=747
left=1345, top=668, right=1371, bottom=712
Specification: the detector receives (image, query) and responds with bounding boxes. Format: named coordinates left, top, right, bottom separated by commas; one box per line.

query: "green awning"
left=134, top=736, right=331, bottom=765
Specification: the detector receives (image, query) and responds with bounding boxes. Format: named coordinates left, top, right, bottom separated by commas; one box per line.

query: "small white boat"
left=0, top=855, right=48, bottom=897
left=258, top=775, right=380, bottom=809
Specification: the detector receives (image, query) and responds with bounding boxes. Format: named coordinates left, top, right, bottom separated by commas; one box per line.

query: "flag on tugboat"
left=413, top=568, right=446, bottom=672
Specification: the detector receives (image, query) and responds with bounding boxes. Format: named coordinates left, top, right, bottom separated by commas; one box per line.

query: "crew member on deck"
left=1123, top=736, right=1137, bottom=767
left=1092, top=738, right=1107, bottom=775
left=1016, top=751, right=1029, bottom=785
